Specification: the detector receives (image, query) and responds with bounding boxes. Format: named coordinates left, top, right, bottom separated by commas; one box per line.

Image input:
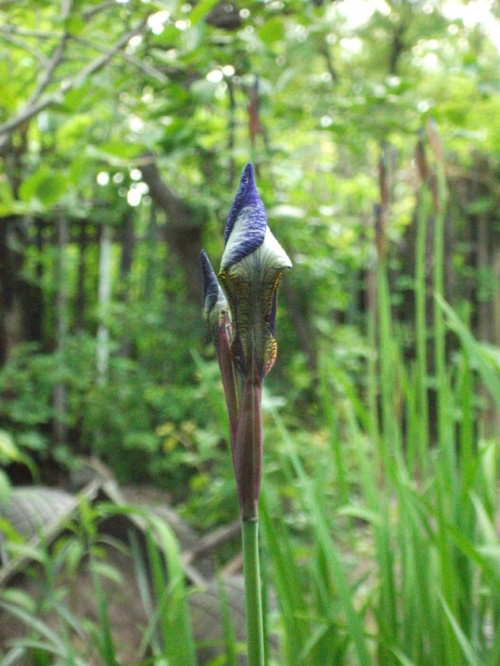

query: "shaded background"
left=1, top=0, right=500, bottom=523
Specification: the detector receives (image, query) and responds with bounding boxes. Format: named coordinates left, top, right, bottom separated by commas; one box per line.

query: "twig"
left=0, top=31, right=49, bottom=65
left=82, top=0, right=117, bottom=20
left=319, top=41, right=338, bottom=83
left=182, top=519, right=241, bottom=566
left=74, top=36, right=169, bottom=83
left=28, top=30, right=70, bottom=106
left=72, top=16, right=148, bottom=84
left=0, top=25, right=62, bottom=39
left=0, top=17, right=149, bottom=145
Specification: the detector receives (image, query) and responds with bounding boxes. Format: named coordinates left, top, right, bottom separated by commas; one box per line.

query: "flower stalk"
left=234, top=374, right=262, bottom=522
left=201, top=163, right=291, bottom=665
left=242, top=519, right=265, bottom=665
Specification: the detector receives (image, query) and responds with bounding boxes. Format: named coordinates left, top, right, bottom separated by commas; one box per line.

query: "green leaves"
left=438, top=296, right=500, bottom=410
left=86, top=142, right=144, bottom=163
left=189, top=0, right=222, bottom=25
left=18, top=167, right=68, bottom=209
left=0, top=180, right=15, bottom=216
left=0, top=430, right=36, bottom=483
left=257, top=17, right=286, bottom=45
left=0, top=430, right=20, bottom=462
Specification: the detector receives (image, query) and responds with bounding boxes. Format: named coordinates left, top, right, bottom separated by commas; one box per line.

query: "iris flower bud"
left=201, top=163, right=291, bottom=520
left=219, top=163, right=292, bottom=382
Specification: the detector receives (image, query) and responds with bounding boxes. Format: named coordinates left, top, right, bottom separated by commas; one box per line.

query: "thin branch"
left=0, top=100, right=53, bottom=152
left=0, top=17, right=149, bottom=145
left=0, top=0, right=117, bottom=20
left=0, top=25, right=62, bottom=39
left=113, top=50, right=170, bottom=84
left=28, top=30, right=70, bottom=106
left=0, top=0, right=72, bottom=103
left=182, top=519, right=241, bottom=566
left=75, top=36, right=169, bottom=84
left=319, top=41, right=338, bottom=83
left=0, top=31, right=49, bottom=65
left=72, top=16, right=149, bottom=84
left=389, top=21, right=406, bottom=74
left=61, top=0, right=72, bottom=19
left=82, top=0, right=117, bottom=20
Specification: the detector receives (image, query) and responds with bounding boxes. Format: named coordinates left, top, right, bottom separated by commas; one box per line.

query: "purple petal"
left=224, top=163, right=254, bottom=242
left=221, top=163, right=267, bottom=269
left=200, top=250, right=223, bottom=316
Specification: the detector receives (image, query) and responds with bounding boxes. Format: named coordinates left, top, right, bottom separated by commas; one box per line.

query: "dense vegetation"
left=1, top=0, right=500, bottom=664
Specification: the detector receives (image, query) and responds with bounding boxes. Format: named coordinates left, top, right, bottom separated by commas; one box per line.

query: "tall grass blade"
left=439, top=594, right=482, bottom=666
left=437, top=296, right=500, bottom=407
left=147, top=514, right=197, bottom=666
left=270, top=410, right=372, bottom=665
left=216, top=569, right=239, bottom=666
left=259, top=487, right=308, bottom=666
left=414, top=184, right=431, bottom=472
left=0, top=646, right=27, bottom=666
left=0, top=600, right=67, bottom=650
left=90, top=552, right=118, bottom=666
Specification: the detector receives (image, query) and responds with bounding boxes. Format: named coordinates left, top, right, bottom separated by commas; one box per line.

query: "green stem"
left=433, top=162, right=448, bottom=450
left=242, top=518, right=265, bottom=666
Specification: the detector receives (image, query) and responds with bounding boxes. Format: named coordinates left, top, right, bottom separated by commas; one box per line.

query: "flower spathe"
left=219, top=163, right=292, bottom=382
left=200, top=249, right=238, bottom=450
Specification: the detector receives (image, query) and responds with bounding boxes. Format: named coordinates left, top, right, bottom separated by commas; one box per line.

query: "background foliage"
left=2, top=1, right=500, bottom=664
left=0, top=0, right=500, bottom=566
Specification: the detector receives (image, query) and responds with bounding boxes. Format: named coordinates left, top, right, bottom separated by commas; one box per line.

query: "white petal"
left=224, top=227, right=292, bottom=280
left=260, top=227, right=292, bottom=271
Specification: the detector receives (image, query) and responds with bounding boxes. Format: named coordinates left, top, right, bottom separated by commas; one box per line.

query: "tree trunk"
left=53, top=216, right=69, bottom=446
left=144, top=203, right=159, bottom=300
left=140, top=155, right=207, bottom=307
left=280, top=276, right=317, bottom=373
left=97, top=224, right=112, bottom=387
left=30, top=218, right=45, bottom=344
left=119, top=210, right=135, bottom=357
left=0, top=216, right=44, bottom=363
left=0, top=217, right=21, bottom=363
left=75, top=222, right=88, bottom=331
left=120, top=211, right=135, bottom=282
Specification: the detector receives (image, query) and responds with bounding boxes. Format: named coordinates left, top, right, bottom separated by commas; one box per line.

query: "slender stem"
left=433, top=162, right=448, bottom=449
left=242, top=518, right=265, bottom=666
left=234, top=378, right=262, bottom=521
left=415, top=186, right=430, bottom=473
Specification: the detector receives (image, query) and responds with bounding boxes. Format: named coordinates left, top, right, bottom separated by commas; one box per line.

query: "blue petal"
left=200, top=250, right=224, bottom=316
left=221, top=163, right=267, bottom=269
left=224, top=163, right=254, bottom=242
